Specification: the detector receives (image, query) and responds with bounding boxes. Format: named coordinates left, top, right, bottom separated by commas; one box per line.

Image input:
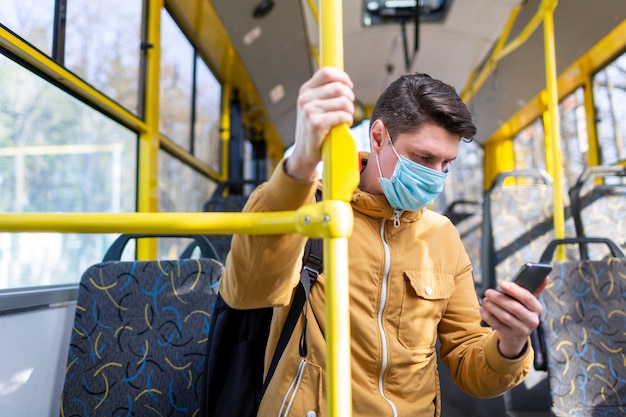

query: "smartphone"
left=480, top=262, right=552, bottom=327
left=505, top=262, right=552, bottom=293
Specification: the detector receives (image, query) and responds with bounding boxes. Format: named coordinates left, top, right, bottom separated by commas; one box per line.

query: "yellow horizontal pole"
left=0, top=212, right=296, bottom=235
left=0, top=200, right=353, bottom=238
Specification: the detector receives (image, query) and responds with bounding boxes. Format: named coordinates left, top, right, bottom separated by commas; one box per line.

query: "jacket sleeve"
left=437, top=233, right=533, bottom=398
left=219, top=158, right=318, bottom=309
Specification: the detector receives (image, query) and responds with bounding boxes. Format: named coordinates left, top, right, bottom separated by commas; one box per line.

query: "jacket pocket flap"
left=403, top=271, right=455, bottom=300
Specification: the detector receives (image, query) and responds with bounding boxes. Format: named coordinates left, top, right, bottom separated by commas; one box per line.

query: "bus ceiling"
left=168, top=0, right=626, bottom=148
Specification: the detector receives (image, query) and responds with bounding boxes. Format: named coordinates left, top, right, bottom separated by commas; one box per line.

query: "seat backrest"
left=202, top=180, right=258, bottom=261
left=537, top=237, right=626, bottom=415
left=444, top=200, right=483, bottom=286
left=569, top=165, right=626, bottom=259
left=481, top=170, right=562, bottom=294
left=60, top=237, right=223, bottom=417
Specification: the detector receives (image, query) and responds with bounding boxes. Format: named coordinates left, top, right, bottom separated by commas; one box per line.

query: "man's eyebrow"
left=408, top=149, right=457, bottom=161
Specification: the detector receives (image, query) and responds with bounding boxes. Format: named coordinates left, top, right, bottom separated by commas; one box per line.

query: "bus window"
left=444, top=139, right=484, bottom=207
left=594, top=52, right=626, bottom=165
left=0, top=0, right=54, bottom=56
left=159, top=8, right=195, bottom=151
left=158, top=150, right=217, bottom=258
left=0, top=54, right=137, bottom=289
left=158, top=150, right=217, bottom=213
left=64, top=0, right=143, bottom=114
left=559, top=87, right=588, bottom=188
left=193, top=56, right=222, bottom=173
left=513, top=118, right=546, bottom=171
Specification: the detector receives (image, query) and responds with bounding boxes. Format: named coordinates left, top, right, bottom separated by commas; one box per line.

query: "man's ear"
left=369, top=119, right=386, bottom=151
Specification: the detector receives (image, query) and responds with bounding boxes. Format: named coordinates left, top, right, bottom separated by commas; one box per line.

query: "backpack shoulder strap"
left=300, top=238, right=323, bottom=296
left=260, top=237, right=323, bottom=397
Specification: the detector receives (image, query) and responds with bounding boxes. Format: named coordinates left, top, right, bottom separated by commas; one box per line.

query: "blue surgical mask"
left=376, top=137, right=448, bottom=211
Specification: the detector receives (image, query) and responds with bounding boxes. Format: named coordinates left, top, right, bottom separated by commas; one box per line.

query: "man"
left=220, top=67, right=544, bottom=416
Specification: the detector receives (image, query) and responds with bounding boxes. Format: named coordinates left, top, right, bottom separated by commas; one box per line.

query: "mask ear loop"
left=375, top=129, right=401, bottom=178
left=375, top=152, right=384, bottom=178
left=387, top=131, right=401, bottom=159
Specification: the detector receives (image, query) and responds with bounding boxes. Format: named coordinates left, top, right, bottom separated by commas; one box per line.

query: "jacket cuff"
left=262, top=158, right=318, bottom=211
left=484, top=332, right=533, bottom=375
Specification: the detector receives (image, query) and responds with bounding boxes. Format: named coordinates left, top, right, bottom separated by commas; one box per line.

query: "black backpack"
left=200, top=237, right=323, bottom=417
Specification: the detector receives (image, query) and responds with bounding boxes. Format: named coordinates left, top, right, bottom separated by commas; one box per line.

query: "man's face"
left=378, top=123, right=460, bottom=178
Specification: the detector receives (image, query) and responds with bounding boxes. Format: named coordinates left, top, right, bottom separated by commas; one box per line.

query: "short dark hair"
left=370, top=73, right=476, bottom=141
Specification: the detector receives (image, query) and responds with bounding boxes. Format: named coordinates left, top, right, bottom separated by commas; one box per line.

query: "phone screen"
left=480, top=262, right=552, bottom=327
left=509, top=262, right=552, bottom=293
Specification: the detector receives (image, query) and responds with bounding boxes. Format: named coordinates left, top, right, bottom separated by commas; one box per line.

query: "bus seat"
left=479, top=170, right=570, bottom=417
left=568, top=165, right=626, bottom=260
left=202, top=180, right=259, bottom=261
left=60, top=234, right=222, bottom=417
left=444, top=200, right=483, bottom=286
left=537, top=237, right=626, bottom=416
left=480, top=169, right=577, bottom=295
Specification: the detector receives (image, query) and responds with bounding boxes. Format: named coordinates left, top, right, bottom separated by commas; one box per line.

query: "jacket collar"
left=351, top=188, right=424, bottom=224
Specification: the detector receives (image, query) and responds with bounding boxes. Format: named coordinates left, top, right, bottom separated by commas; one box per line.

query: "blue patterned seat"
left=481, top=170, right=578, bottom=416
left=481, top=169, right=578, bottom=294
left=538, top=238, right=626, bottom=416
left=60, top=243, right=222, bottom=416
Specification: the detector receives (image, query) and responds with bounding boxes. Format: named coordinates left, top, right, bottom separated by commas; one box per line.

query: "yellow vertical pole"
left=543, top=108, right=554, bottom=175
left=319, top=1, right=359, bottom=417
left=137, top=0, right=162, bottom=260
left=582, top=77, right=600, bottom=167
left=483, top=140, right=514, bottom=191
left=220, top=85, right=231, bottom=182
left=542, top=0, right=566, bottom=259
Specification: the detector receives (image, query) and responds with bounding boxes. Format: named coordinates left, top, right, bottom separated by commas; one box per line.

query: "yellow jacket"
left=220, top=159, right=533, bottom=417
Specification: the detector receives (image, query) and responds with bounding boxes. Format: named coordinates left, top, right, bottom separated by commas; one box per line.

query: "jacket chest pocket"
left=398, top=271, right=455, bottom=349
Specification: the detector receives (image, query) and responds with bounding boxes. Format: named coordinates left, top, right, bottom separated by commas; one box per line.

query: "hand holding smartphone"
left=480, top=262, right=552, bottom=327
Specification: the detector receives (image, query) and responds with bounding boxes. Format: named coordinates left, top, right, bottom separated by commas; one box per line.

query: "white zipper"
left=391, top=209, right=402, bottom=228
left=277, top=358, right=306, bottom=417
left=377, top=219, right=399, bottom=417
left=275, top=211, right=402, bottom=417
